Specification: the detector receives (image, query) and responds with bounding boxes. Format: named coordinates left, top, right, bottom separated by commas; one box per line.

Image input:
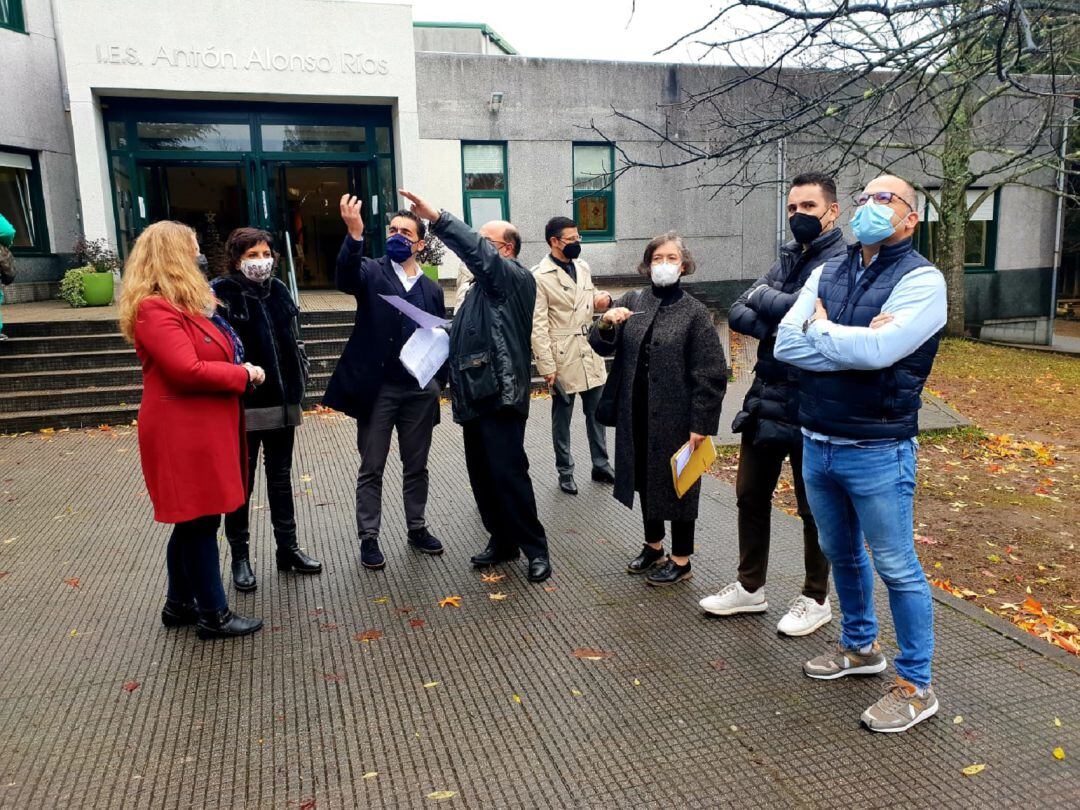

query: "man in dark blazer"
left=323, top=195, right=446, bottom=571
left=399, top=188, right=552, bottom=583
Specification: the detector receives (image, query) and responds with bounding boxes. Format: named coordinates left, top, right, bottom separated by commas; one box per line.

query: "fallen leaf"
left=372, top=596, right=390, bottom=604
left=362, top=772, right=378, bottom=780
left=422, top=681, right=439, bottom=688
left=323, top=673, right=343, bottom=683
left=0, top=571, right=9, bottom=578
left=1053, top=747, right=1065, bottom=760
left=300, top=800, right=316, bottom=810
left=69, top=629, right=78, bottom=637
left=300, top=474, right=312, bottom=483
left=426, top=790, right=457, bottom=800
left=354, top=629, right=383, bottom=642
left=121, top=680, right=141, bottom=693
left=710, top=659, right=728, bottom=671
left=438, top=596, right=462, bottom=608
left=632, top=678, right=641, bottom=686
left=63, top=577, right=80, bottom=589
left=1054, top=717, right=1062, bottom=727
left=488, top=592, right=508, bottom=601
left=319, top=623, right=340, bottom=631
left=512, top=694, right=522, bottom=704
left=480, top=572, right=506, bottom=583
left=961, top=763, right=986, bottom=776
left=953, top=715, right=963, bottom=724
left=544, top=585, right=558, bottom=592
left=571, top=648, right=613, bottom=661
left=409, top=618, right=426, bottom=628
left=570, top=689, right=583, bottom=697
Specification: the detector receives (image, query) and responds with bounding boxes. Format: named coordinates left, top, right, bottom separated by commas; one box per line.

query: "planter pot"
left=82, top=271, right=115, bottom=306
left=421, top=263, right=439, bottom=283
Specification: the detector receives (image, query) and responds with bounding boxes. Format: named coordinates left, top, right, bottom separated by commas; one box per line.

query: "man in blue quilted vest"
left=775, top=174, right=946, bottom=733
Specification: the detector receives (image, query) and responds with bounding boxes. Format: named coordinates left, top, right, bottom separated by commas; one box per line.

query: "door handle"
left=262, top=190, right=269, bottom=220
left=137, top=196, right=146, bottom=219
left=371, top=195, right=378, bottom=216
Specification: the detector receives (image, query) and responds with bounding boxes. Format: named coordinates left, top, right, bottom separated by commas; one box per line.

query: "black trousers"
left=735, top=432, right=829, bottom=602
left=462, top=407, right=549, bottom=561
left=639, top=489, right=696, bottom=557
left=224, top=426, right=297, bottom=549
left=166, top=514, right=228, bottom=616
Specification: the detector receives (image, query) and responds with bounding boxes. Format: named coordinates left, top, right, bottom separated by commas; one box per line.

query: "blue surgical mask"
left=850, top=201, right=897, bottom=245
left=385, top=233, right=415, bottom=263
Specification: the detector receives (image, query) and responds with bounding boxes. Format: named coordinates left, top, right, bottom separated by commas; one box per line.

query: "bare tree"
left=598, top=1, right=1079, bottom=336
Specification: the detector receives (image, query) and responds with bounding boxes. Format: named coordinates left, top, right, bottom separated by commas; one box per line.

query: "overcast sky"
left=385, top=0, right=724, bottom=64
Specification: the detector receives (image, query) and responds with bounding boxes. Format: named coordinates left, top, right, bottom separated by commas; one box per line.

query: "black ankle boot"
left=276, top=543, right=323, bottom=574
left=161, top=599, right=198, bottom=628
left=627, top=544, right=666, bottom=574
left=229, top=541, right=257, bottom=592
left=195, top=609, right=264, bottom=640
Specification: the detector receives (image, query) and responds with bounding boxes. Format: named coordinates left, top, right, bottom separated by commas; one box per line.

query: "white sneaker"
left=699, top=582, right=767, bottom=616
left=776, top=595, right=832, bottom=637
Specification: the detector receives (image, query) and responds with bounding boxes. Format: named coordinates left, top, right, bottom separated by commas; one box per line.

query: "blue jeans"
left=802, top=435, right=934, bottom=687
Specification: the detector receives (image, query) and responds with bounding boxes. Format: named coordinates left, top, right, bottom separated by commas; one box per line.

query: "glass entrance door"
left=138, top=161, right=250, bottom=276
left=264, top=163, right=371, bottom=289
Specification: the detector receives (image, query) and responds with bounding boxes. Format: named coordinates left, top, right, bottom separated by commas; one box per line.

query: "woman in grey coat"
left=589, top=232, right=727, bottom=586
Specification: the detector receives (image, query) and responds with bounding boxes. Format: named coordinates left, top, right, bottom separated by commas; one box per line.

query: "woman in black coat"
left=212, top=228, right=322, bottom=591
left=589, top=232, right=727, bottom=586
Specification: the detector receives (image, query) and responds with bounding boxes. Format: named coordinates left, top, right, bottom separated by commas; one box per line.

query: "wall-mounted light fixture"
left=489, top=91, right=505, bottom=114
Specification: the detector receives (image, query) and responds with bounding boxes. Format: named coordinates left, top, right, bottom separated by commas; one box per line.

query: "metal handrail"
left=284, top=230, right=301, bottom=307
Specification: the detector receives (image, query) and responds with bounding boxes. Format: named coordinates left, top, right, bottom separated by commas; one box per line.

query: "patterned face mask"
left=240, top=257, right=274, bottom=282
left=650, top=261, right=681, bottom=287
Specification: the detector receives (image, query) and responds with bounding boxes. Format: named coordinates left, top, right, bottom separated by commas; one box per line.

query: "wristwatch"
left=802, top=312, right=826, bottom=334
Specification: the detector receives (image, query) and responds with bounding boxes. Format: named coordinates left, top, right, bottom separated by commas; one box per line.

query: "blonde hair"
left=119, top=221, right=214, bottom=343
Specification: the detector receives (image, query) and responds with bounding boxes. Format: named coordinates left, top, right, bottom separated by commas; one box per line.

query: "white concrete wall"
left=55, top=0, right=421, bottom=245
left=417, top=138, right=463, bottom=278
left=0, top=0, right=80, bottom=260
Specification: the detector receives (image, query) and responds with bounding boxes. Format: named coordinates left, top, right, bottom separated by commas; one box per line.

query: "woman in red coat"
left=119, top=220, right=266, bottom=640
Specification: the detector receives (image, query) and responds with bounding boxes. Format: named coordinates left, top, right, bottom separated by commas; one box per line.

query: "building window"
left=0, top=0, right=25, bottom=33
left=572, top=143, right=615, bottom=240
left=0, top=149, right=49, bottom=254
left=461, top=142, right=508, bottom=226
left=918, top=189, right=997, bottom=272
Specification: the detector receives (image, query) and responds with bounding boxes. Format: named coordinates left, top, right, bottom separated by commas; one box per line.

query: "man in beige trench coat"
left=532, top=216, right=616, bottom=495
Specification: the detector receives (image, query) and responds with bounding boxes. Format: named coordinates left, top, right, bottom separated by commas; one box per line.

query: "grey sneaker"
left=861, top=677, right=939, bottom=733
left=803, top=642, right=888, bottom=680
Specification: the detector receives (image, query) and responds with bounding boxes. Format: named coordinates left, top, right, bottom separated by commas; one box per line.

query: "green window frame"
left=572, top=142, right=616, bottom=241
left=0, top=0, right=25, bottom=33
left=0, top=147, right=51, bottom=255
left=461, top=141, right=508, bottom=227
left=916, top=188, right=998, bottom=273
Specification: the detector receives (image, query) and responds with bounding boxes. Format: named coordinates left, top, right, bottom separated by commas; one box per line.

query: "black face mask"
left=789, top=212, right=824, bottom=245
left=560, top=241, right=582, bottom=261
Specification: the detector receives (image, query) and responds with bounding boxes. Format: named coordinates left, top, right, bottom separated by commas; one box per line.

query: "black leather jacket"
left=432, top=212, right=537, bottom=424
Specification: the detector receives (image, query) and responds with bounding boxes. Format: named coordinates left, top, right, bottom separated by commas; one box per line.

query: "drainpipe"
left=776, top=138, right=786, bottom=253
left=1049, top=117, right=1068, bottom=344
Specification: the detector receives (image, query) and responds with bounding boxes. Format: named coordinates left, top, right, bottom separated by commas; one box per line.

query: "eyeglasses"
left=485, top=237, right=509, bottom=250
left=855, top=191, right=914, bottom=212
left=559, top=236, right=582, bottom=244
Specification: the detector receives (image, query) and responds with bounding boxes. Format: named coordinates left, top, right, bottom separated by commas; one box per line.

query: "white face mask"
left=240, top=257, right=274, bottom=283
left=651, top=261, right=681, bottom=287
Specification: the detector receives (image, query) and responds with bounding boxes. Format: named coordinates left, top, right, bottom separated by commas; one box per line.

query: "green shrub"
left=60, top=266, right=93, bottom=308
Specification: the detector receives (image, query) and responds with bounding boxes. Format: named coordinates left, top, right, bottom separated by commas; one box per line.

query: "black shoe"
left=161, top=599, right=198, bottom=628
left=276, top=544, right=323, bottom=574
left=195, top=609, right=264, bottom=640
left=408, top=527, right=444, bottom=555
left=559, top=476, right=579, bottom=495
left=591, top=467, right=616, bottom=484
left=646, top=559, right=693, bottom=587
left=229, top=541, right=257, bottom=592
left=360, top=536, right=386, bottom=570
left=470, top=544, right=521, bottom=567
left=527, top=557, right=553, bottom=583
left=627, top=544, right=666, bottom=575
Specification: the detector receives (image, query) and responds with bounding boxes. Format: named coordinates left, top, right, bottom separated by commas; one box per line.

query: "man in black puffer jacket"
left=699, top=172, right=846, bottom=637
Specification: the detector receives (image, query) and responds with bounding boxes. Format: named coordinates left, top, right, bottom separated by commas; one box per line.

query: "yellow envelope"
left=670, top=437, right=717, bottom=498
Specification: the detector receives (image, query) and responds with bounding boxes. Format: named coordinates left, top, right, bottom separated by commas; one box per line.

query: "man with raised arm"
left=399, top=189, right=552, bottom=583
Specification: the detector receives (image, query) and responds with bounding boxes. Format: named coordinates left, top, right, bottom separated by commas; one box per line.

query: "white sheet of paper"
left=378, top=293, right=451, bottom=329
left=674, top=443, right=693, bottom=478
left=399, top=327, right=449, bottom=388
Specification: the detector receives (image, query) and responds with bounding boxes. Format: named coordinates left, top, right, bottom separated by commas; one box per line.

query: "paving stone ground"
left=0, top=403, right=1076, bottom=809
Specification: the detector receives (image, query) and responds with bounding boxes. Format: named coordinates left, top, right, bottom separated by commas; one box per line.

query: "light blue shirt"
left=774, top=254, right=947, bottom=443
